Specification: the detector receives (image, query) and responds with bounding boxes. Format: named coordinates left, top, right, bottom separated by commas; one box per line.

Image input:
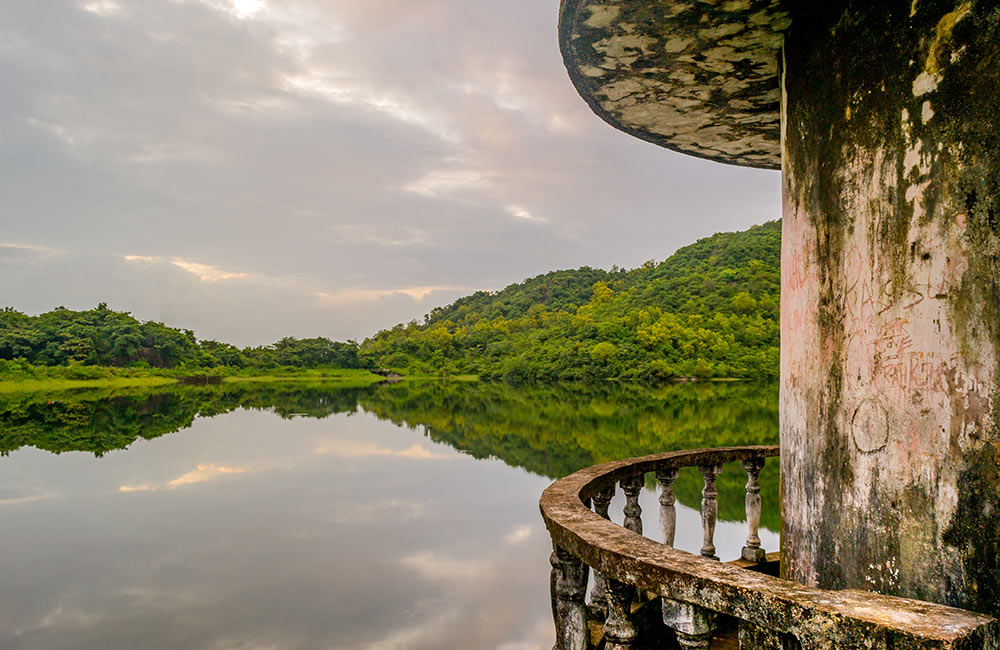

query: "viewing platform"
left=540, top=447, right=999, bottom=649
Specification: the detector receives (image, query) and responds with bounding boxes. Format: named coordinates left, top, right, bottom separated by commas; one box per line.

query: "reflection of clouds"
left=375, top=529, right=554, bottom=650
left=352, top=611, right=552, bottom=650
left=353, top=607, right=460, bottom=650
left=118, top=463, right=248, bottom=493
left=3, top=410, right=558, bottom=650
left=495, top=621, right=556, bottom=650
left=327, top=499, right=428, bottom=525
left=168, top=464, right=245, bottom=488
left=314, top=441, right=454, bottom=461
left=399, top=552, right=488, bottom=582
left=503, top=524, right=534, bottom=546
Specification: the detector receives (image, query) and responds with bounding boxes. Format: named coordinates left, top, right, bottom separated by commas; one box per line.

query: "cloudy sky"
left=0, top=0, right=778, bottom=346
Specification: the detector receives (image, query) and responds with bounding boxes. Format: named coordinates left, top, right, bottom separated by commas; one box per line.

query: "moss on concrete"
left=782, top=0, right=1000, bottom=613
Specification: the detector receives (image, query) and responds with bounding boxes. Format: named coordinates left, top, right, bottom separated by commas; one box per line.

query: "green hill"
left=361, top=220, right=780, bottom=381
left=1, top=220, right=780, bottom=383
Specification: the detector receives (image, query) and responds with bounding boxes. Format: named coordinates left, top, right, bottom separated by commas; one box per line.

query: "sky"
left=0, top=0, right=779, bottom=347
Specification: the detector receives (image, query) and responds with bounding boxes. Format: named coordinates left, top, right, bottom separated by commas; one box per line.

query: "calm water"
left=0, top=380, right=778, bottom=650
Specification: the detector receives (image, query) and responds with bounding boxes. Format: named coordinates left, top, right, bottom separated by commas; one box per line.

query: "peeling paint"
left=923, top=100, right=935, bottom=123
left=583, top=4, right=621, bottom=29
left=559, top=0, right=788, bottom=169
left=782, top=0, right=1000, bottom=616
left=913, top=71, right=940, bottom=96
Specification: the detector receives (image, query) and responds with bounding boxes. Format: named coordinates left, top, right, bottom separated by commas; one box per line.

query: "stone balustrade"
left=540, top=446, right=999, bottom=650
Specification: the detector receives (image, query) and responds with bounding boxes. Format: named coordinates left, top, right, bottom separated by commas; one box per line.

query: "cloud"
left=231, top=0, right=264, bottom=19
left=0, top=0, right=779, bottom=346
left=505, top=204, right=545, bottom=223
left=169, top=260, right=251, bottom=283
left=118, top=484, right=155, bottom=493
left=403, top=168, right=492, bottom=198
left=0, top=242, right=64, bottom=255
left=80, top=1, right=122, bottom=17
left=0, top=493, right=56, bottom=506
left=284, top=71, right=457, bottom=142
left=316, top=285, right=466, bottom=304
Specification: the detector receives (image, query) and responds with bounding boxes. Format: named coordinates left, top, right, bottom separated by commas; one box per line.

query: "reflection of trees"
left=358, top=381, right=779, bottom=528
left=0, top=383, right=369, bottom=457
left=0, top=380, right=778, bottom=527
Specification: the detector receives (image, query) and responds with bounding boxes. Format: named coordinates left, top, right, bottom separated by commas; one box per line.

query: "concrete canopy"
left=558, top=0, right=790, bottom=170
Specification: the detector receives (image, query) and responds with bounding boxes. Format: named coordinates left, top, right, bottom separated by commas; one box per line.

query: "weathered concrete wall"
left=780, top=0, right=1000, bottom=614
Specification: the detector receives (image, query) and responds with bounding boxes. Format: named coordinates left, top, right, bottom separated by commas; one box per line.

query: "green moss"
left=937, top=4, right=1000, bottom=375
left=784, top=0, right=1000, bottom=612
left=943, top=443, right=1000, bottom=614
left=932, top=9, right=1000, bottom=611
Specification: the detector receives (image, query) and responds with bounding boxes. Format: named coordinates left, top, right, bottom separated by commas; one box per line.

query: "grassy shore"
left=0, top=366, right=389, bottom=393
left=0, top=375, right=178, bottom=393
left=219, top=369, right=385, bottom=387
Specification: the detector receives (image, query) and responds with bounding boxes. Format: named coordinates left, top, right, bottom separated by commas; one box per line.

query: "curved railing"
left=540, top=446, right=998, bottom=650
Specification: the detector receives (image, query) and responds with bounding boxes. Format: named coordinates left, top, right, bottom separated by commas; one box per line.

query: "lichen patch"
left=583, top=4, right=622, bottom=29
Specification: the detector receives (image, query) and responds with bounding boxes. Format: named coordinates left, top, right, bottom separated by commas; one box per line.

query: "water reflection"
left=0, top=380, right=777, bottom=649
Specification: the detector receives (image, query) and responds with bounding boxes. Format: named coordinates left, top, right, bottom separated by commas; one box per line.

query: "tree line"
left=0, top=220, right=781, bottom=382
left=0, top=303, right=362, bottom=372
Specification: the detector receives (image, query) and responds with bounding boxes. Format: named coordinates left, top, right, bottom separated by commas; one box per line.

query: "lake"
left=0, top=380, right=778, bottom=650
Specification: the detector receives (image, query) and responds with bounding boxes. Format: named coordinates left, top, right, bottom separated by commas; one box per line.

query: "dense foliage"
left=362, top=220, right=780, bottom=381
left=0, top=303, right=362, bottom=371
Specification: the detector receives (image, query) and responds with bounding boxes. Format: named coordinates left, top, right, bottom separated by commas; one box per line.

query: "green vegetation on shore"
left=0, top=359, right=383, bottom=392
left=0, top=304, right=365, bottom=371
left=362, top=220, right=780, bottom=381
left=1, top=220, right=780, bottom=385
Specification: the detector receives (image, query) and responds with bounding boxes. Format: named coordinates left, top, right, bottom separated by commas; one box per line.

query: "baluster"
left=698, top=464, right=723, bottom=560
left=619, top=474, right=646, bottom=602
left=656, top=468, right=679, bottom=547
left=588, top=485, right=615, bottom=617
left=662, top=598, right=717, bottom=649
left=550, top=544, right=589, bottom=650
left=742, top=457, right=767, bottom=562
left=620, top=474, right=643, bottom=536
left=603, top=578, right=638, bottom=650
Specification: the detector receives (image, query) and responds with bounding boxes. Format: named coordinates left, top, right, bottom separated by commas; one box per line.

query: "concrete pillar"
left=780, top=0, right=1000, bottom=614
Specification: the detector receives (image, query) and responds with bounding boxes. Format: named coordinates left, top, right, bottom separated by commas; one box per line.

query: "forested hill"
left=0, top=220, right=780, bottom=382
left=361, top=219, right=781, bottom=381
left=424, top=267, right=616, bottom=325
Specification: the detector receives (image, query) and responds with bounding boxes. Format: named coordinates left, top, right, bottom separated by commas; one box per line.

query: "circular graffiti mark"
left=852, top=399, right=889, bottom=454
